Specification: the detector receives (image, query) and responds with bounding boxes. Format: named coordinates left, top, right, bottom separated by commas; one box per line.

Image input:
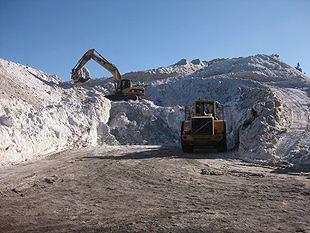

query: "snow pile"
left=0, top=59, right=116, bottom=165
left=1, top=53, right=309, bottom=165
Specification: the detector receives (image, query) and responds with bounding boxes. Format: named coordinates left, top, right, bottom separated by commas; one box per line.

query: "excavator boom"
left=71, top=49, right=121, bottom=82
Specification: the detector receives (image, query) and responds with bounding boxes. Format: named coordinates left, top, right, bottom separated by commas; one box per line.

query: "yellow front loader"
left=181, top=99, right=227, bottom=152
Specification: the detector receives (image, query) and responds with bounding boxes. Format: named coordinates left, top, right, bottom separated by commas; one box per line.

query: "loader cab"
left=194, top=100, right=216, bottom=117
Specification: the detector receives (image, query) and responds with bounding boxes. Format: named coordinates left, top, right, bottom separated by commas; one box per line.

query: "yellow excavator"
left=181, top=99, right=227, bottom=152
left=71, top=49, right=145, bottom=101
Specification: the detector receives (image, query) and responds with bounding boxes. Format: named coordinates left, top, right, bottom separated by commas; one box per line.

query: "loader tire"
left=181, top=122, right=193, bottom=153
left=217, top=122, right=227, bottom=152
left=181, top=141, right=193, bottom=153
left=217, top=136, right=227, bottom=152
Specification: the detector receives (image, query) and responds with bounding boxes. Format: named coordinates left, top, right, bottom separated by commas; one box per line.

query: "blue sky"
left=0, top=0, right=309, bottom=80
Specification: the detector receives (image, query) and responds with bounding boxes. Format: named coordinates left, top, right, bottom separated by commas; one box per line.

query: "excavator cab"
left=110, top=78, right=144, bottom=100
left=115, top=79, right=132, bottom=92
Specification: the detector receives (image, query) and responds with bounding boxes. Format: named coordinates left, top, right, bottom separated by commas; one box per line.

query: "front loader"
left=181, top=99, right=227, bottom=153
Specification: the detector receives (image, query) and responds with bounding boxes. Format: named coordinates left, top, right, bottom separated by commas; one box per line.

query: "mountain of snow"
left=0, top=54, right=309, bottom=165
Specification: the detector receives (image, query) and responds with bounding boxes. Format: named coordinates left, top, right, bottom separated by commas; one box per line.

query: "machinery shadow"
left=27, top=70, right=56, bottom=86
left=58, top=81, right=74, bottom=89
left=82, top=146, right=238, bottom=161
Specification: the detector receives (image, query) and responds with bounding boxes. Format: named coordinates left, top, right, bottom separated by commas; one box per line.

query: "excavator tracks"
left=105, top=94, right=139, bottom=101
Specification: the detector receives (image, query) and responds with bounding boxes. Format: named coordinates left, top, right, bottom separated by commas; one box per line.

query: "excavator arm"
left=71, top=49, right=121, bottom=82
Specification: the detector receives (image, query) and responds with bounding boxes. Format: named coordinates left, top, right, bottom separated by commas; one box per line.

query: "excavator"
left=180, top=99, right=227, bottom=153
left=71, top=49, right=145, bottom=101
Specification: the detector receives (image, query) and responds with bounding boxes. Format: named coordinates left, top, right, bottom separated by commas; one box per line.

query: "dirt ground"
left=0, top=146, right=309, bottom=233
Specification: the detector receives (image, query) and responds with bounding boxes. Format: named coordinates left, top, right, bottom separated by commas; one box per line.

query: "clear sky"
left=0, top=0, right=309, bottom=80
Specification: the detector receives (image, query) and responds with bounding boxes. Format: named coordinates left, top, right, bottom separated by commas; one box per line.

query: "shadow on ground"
left=82, top=146, right=310, bottom=176
left=82, top=146, right=238, bottom=161
left=271, top=164, right=310, bottom=175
